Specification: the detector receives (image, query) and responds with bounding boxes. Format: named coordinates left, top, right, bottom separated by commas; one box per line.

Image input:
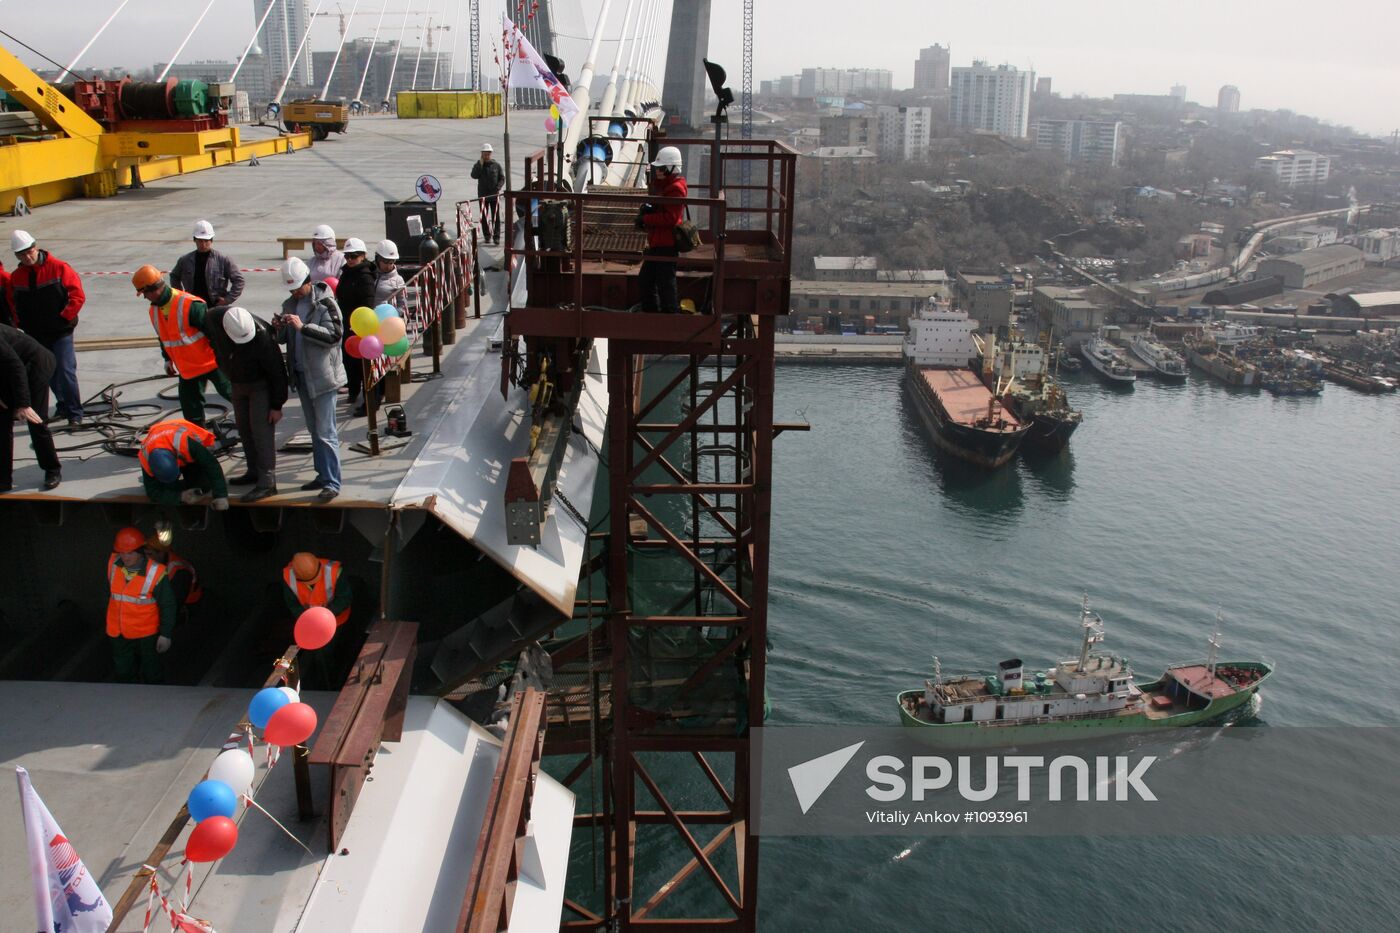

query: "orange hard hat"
left=291, top=552, right=321, bottom=582
left=131, top=264, right=163, bottom=291
left=114, top=526, right=146, bottom=553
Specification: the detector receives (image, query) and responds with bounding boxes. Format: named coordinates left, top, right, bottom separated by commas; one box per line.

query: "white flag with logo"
left=503, top=15, right=580, bottom=126
left=16, top=767, right=112, bottom=933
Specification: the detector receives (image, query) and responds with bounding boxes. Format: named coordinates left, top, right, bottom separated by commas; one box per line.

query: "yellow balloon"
left=549, top=104, right=560, bottom=120
left=378, top=316, right=406, bottom=344
left=350, top=306, right=379, bottom=337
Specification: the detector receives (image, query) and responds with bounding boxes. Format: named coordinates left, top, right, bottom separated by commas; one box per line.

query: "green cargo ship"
left=897, top=597, right=1272, bottom=745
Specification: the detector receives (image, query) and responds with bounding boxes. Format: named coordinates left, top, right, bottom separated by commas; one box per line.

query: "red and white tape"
left=80, top=268, right=281, bottom=276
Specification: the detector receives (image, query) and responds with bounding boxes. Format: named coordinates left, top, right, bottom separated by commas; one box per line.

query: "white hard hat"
left=481, top=143, right=494, bottom=153
left=343, top=237, right=367, bottom=254
left=375, top=238, right=399, bottom=260
left=223, top=307, right=256, bottom=344
left=192, top=219, right=215, bottom=240
left=312, top=224, right=335, bottom=241
left=281, top=256, right=310, bottom=288
left=651, top=146, right=682, bottom=171
left=10, top=229, right=35, bottom=253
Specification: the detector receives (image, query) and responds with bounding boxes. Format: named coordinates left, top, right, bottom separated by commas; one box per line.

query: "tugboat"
left=897, top=596, right=1272, bottom=746
left=1080, top=327, right=1137, bottom=386
left=1129, top=333, right=1188, bottom=381
left=978, top=331, right=1082, bottom=453
left=903, top=298, right=1029, bottom=469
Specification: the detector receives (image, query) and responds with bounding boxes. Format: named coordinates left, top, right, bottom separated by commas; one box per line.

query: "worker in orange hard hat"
left=133, top=264, right=233, bottom=428
left=142, top=520, right=202, bottom=626
left=107, top=526, right=176, bottom=683
left=282, top=551, right=356, bottom=688
left=139, top=417, right=229, bottom=509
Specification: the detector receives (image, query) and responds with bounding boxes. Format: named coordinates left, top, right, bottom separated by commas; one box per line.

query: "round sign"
left=415, top=174, right=442, bottom=204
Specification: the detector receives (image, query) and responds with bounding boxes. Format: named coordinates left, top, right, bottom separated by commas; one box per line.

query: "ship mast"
left=1207, top=611, right=1223, bottom=676
left=1077, top=593, right=1104, bottom=672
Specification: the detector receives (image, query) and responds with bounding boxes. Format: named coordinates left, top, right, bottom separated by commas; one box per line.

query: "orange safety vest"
left=149, top=289, right=218, bottom=378
left=139, top=419, right=216, bottom=479
left=106, top=553, right=167, bottom=639
left=163, top=551, right=203, bottom=605
left=283, top=558, right=350, bottom=627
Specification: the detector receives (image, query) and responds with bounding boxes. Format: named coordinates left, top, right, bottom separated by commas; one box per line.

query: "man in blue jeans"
left=5, top=231, right=85, bottom=425
left=277, top=257, right=346, bottom=501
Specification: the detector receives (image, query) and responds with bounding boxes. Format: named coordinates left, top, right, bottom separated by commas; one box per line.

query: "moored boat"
left=1080, top=328, right=1137, bottom=385
left=978, top=331, right=1082, bottom=453
left=1129, top=333, right=1188, bottom=380
left=1184, top=335, right=1259, bottom=387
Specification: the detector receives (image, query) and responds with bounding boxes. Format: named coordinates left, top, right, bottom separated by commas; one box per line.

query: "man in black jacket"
left=333, top=237, right=376, bottom=409
left=0, top=323, right=61, bottom=491
left=170, top=220, right=245, bottom=308
left=471, top=144, right=506, bottom=244
left=209, top=307, right=288, bottom=501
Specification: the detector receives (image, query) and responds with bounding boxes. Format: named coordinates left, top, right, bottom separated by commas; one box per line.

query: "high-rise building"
left=1170, top=84, right=1187, bottom=102
left=1035, top=76, right=1052, bottom=96
left=819, top=115, right=873, bottom=149
left=913, top=45, right=950, bottom=93
left=1217, top=85, right=1241, bottom=113
left=1255, top=150, right=1331, bottom=188
left=798, top=68, right=893, bottom=98
left=949, top=62, right=1033, bottom=137
left=876, top=105, right=932, bottom=160
left=254, top=0, right=312, bottom=94
left=1031, top=119, right=1124, bottom=167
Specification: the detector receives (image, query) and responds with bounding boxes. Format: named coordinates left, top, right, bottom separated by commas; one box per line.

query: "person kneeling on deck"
left=635, top=146, right=688, bottom=314
left=283, top=551, right=354, bottom=688
left=107, top=526, right=177, bottom=684
left=139, top=417, right=229, bottom=510
left=132, top=264, right=233, bottom=429
left=143, top=521, right=202, bottom=627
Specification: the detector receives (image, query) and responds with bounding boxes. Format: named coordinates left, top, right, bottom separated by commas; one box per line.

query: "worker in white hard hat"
left=209, top=306, right=287, bottom=501
left=170, top=219, right=245, bottom=309
left=277, top=257, right=345, bottom=501
left=471, top=143, right=505, bottom=244
left=4, top=229, right=87, bottom=424
left=636, top=146, right=688, bottom=313
left=373, top=239, right=406, bottom=307
left=334, top=237, right=376, bottom=410
left=307, top=224, right=344, bottom=284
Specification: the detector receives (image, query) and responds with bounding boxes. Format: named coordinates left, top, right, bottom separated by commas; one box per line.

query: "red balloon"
left=322, top=275, right=339, bottom=293
left=264, top=702, right=318, bottom=747
left=294, top=606, right=337, bottom=650
left=186, top=815, right=238, bottom=863
left=345, top=335, right=363, bottom=359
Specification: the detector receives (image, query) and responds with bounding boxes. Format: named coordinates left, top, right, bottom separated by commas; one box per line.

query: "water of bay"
left=759, top=363, right=1400, bottom=931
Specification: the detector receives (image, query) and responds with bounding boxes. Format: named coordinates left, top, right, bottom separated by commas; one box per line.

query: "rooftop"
left=813, top=255, right=878, bottom=271
left=1261, top=244, right=1364, bottom=272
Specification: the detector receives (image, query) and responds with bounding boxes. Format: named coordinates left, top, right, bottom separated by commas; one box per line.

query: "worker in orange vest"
left=107, top=526, right=177, bottom=683
left=139, top=417, right=229, bottom=509
left=132, top=265, right=232, bottom=428
left=142, top=521, right=202, bottom=624
left=282, top=551, right=355, bottom=688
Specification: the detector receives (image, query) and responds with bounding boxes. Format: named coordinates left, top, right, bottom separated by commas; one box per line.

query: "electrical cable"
left=0, top=29, right=67, bottom=73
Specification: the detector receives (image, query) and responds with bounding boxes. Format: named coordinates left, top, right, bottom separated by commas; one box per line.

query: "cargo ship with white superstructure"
left=903, top=299, right=1029, bottom=468
left=976, top=329, right=1083, bottom=452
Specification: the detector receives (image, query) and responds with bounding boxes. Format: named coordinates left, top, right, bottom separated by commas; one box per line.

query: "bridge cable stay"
left=272, top=0, right=331, bottom=108
left=320, top=0, right=364, bottom=99
left=384, top=0, right=420, bottom=102
left=56, top=0, right=131, bottom=82
left=353, top=3, right=392, bottom=105
left=157, top=0, right=219, bottom=82
left=230, top=0, right=281, bottom=83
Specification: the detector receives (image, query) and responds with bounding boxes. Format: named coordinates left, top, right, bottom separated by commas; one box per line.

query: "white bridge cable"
left=56, top=0, right=131, bottom=82
left=231, top=0, right=281, bottom=83
left=353, top=2, right=391, bottom=103
left=320, top=0, right=364, bottom=99
left=385, top=0, right=419, bottom=102
left=596, top=0, right=636, bottom=117
left=449, top=0, right=463, bottom=88
left=411, top=0, right=440, bottom=88
left=560, top=0, right=614, bottom=177
left=157, top=0, right=218, bottom=82
left=273, top=0, right=330, bottom=106
left=615, top=0, right=648, bottom=114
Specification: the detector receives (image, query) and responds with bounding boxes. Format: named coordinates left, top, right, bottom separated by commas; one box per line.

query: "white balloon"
left=278, top=686, right=299, bottom=704
left=207, top=749, right=255, bottom=798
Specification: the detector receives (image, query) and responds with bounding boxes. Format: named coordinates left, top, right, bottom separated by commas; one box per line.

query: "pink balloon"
left=359, top=335, right=384, bottom=360
left=294, top=606, right=337, bottom=650
left=322, top=276, right=339, bottom=293
left=264, top=702, right=318, bottom=747
left=544, top=116, right=557, bottom=133
left=377, top=316, right=406, bottom=344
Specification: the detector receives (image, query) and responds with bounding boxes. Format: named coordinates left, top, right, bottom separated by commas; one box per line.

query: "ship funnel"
left=998, top=658, right=1024, bottom=695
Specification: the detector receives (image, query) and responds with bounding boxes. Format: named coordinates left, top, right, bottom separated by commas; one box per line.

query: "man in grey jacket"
left=170, top=220, right=245, bottom=308
left=277, top=257, right=346, bottom=501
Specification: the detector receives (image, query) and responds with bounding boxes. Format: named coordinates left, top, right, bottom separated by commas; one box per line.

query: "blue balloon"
left=248, top=686, right=290, bottom=729
left=188, top=779, right=237, bottom=822
left=374, top=302, right=399, bottom=322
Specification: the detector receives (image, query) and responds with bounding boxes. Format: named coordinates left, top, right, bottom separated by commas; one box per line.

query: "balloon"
left=359, top=335, right=383, bottom=360
left=322, top=276, right=339, bottom=293
left=264, top=702, right=318, bottom=747
left=294, top=606, right=337, bottom=650
left=186, top=815, right=238, bottom=863
left=377, top=316, right=406, bottom=344
left=277, top=686, right=300, bottom=704
left=373, top=302, right=399, bottom=321
left=249, top=686, right=290, bottom=728
left=350, top=306, right=380, bottom=337
left=345, top=335, right=363, bottom=359
left=544, top=116, right=557, bottom=133
left=207, top=750, right=255, bottom=798
left=188, top=779, right=237, bottom=822
left=383, top=337, right=410, bottom=357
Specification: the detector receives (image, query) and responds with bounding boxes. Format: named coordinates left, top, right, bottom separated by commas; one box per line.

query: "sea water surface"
left=757, top=364, right=1400, bottom=931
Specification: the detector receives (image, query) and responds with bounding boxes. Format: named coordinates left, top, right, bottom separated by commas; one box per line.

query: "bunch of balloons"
left=184, top=746, right=254, bottom=863
left=346, top=303, right=409, bottom=361
left=248, top=685, right=319, bottom=747
left=544, top=103, right=562, bottom=133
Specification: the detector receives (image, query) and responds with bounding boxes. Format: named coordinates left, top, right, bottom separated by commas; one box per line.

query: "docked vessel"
left=1319, top=358, right=1397, bottom=393
left=1206, top=322, right=1262, bottom=346
left=1129, top=333, right=1188, bottom=381
left=978, top=331, right=1082, bottom=452
left=1184, top=335, right=1259, bottom=387
left=897, top=597, right=1272, bottom=744
left=903, top=299, right=1029, bottom=468
left=1080, top=328, right=1137, bottom=385
left=1056, top=347, right=1082, bottom=372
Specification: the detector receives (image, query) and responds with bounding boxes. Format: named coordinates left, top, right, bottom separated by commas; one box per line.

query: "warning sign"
left=415, top=174, right=443, bottom=203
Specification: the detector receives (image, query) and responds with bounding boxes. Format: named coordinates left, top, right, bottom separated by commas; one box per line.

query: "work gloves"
left=156, top=636, right=172, bottom=654
left=211, top=497, right=229, bottom=512
left=180, top=488, right=207, bottom=505
left=635, top=203, right=654, bottom=231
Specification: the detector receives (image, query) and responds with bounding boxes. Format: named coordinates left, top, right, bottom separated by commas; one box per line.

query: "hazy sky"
left=4, top=0, right=1395, bottom=135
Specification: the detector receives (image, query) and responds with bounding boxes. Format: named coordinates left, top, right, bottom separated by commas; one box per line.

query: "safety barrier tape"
left=80, top=268, right=282, bottom=276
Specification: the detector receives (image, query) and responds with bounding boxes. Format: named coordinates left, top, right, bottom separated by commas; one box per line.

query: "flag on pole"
left=16, top=767, right=112, bottom=933
left=503, top=15, right=579, bottom=126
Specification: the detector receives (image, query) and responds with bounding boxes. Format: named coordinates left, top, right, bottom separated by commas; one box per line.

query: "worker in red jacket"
left=5, top=230, right=86, bottom=424
left=636, top=146, right=688, bottom=314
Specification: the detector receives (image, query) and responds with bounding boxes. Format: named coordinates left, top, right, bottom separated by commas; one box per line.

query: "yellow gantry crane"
left=0, top=43, right=307, bottom=212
